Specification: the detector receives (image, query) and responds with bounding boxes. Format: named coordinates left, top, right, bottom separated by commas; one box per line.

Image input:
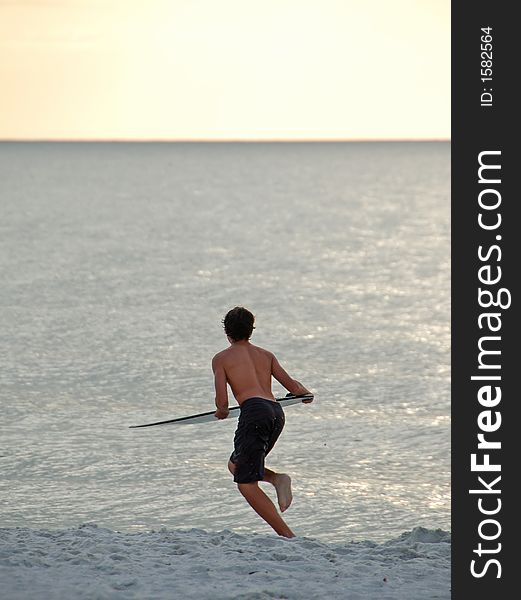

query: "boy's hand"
left=286, top=392, right=314, bottom=403
left=215, top=407, right=230, bottom=420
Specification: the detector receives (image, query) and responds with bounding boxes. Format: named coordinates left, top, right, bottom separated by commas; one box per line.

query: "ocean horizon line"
left=0, top=137, right=450, bottom=143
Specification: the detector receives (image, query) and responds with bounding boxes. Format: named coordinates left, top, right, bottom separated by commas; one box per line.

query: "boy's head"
left=222, top=306, right=255, bottom=342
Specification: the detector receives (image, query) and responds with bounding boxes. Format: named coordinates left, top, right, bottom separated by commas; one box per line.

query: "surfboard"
left=129, top=393, right=314, bottom=428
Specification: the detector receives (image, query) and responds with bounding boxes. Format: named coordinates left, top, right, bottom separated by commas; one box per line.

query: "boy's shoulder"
left=212, top=344, right=274, bottom=361
left=253, top=344, right=274, bottom=357
left=212, top=348, right=229, bottom=363
left=248, top=344, right=276, bottom=363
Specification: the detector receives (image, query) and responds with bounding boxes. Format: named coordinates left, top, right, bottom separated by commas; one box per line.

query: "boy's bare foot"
left=274, top=473, right=293, bottom=512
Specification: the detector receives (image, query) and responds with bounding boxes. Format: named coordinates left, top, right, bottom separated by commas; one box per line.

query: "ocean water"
left=0, top=141, right=450, bottom=544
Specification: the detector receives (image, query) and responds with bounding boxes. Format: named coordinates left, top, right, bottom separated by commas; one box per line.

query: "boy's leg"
left=259, top=409, right=292, bottom=511
left=262, top=468, right=293, bottom=512
left=237, top=482, right=295, bottom=538
left=229, top=461, right=293, bottom=513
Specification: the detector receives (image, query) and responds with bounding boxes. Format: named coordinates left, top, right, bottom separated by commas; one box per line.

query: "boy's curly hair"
left=222, top=307, right=255, bottom=341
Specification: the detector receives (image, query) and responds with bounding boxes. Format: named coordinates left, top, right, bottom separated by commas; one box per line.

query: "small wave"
left=393, top=526, right=450, bottom=544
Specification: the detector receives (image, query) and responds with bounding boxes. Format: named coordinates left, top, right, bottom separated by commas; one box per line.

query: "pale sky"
left=0, top=0, right=450, bottom=140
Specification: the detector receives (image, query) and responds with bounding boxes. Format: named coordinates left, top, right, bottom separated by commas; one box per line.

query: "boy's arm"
left=212, top=355, right=230, bottom=419
left=271, top=354, right=312, bottom=401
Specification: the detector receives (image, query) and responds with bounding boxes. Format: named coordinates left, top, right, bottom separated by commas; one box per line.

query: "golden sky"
left=0, top=0, right=450, bottom=140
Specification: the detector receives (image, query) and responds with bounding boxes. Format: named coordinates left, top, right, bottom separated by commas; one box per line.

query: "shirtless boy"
left=212, top=306, right=312, bottom=538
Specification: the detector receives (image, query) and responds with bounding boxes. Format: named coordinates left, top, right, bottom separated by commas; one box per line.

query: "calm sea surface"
left=0, top=142, right=450, bottom=543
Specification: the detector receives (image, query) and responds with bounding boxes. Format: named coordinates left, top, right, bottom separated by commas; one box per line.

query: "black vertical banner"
left=452, top=2, right=517, bottom=599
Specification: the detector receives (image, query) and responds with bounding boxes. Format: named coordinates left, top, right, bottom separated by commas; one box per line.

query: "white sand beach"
left=0, top=524, right=450, bottom=600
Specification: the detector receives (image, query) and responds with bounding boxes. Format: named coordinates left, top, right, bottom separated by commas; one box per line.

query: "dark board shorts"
left=229, top=397, right=285, bottom=484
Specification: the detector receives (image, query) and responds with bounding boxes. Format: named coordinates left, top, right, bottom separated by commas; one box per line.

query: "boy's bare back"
left=212, top=340, right=310, bottom=413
